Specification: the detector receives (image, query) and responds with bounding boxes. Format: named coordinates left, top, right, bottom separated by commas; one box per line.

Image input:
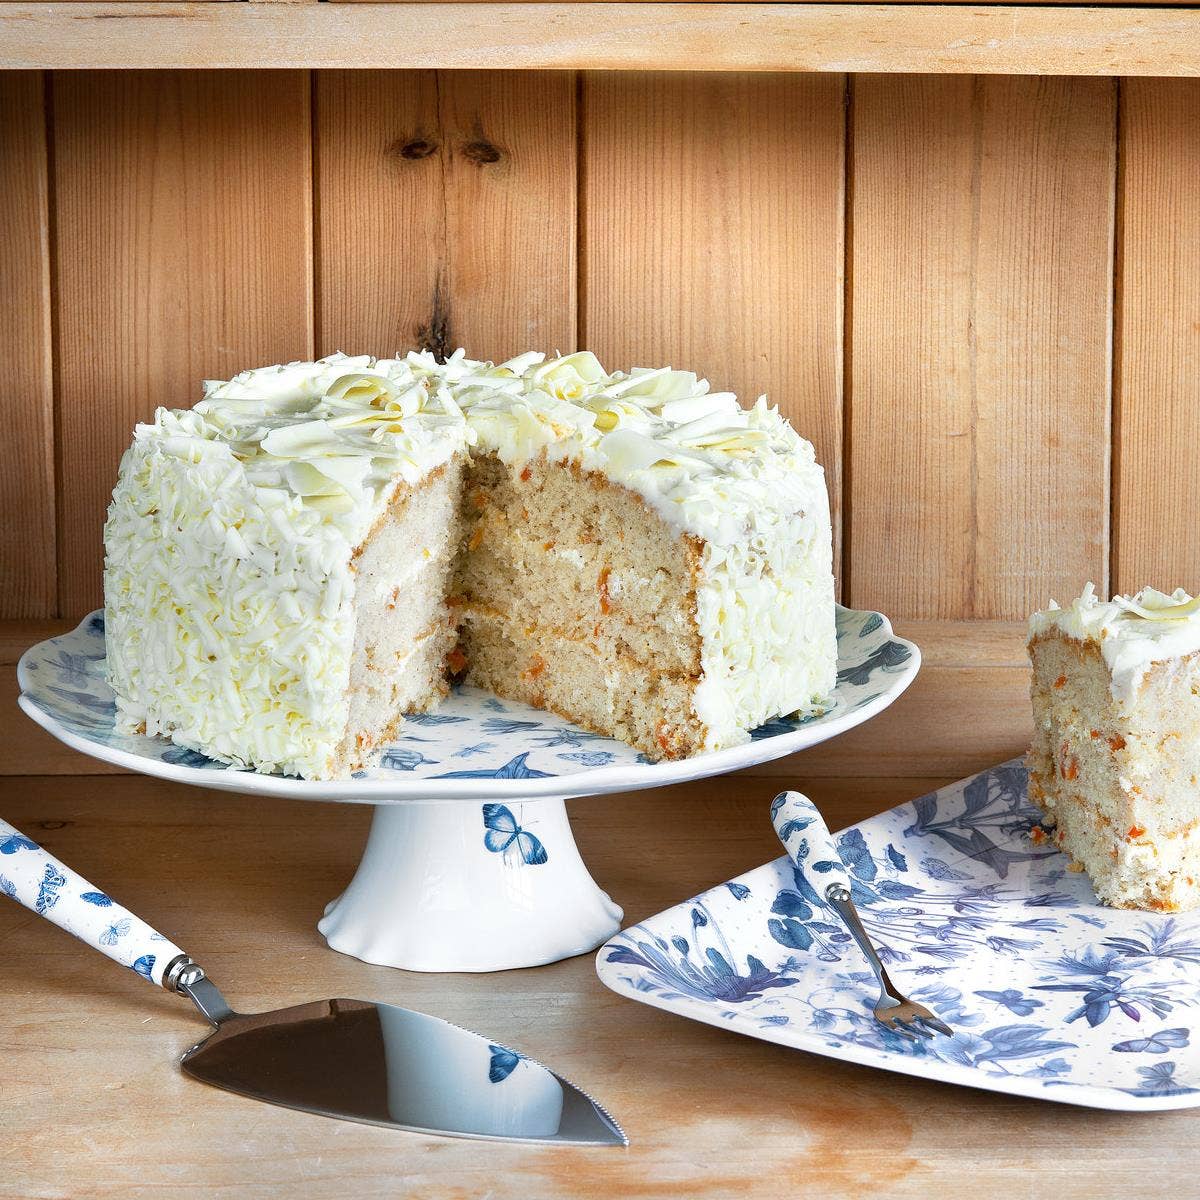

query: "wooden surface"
left=2, top=770, right=1194, bottom=1200
left=10, top=70, right=1200, bottom=621
left=4, top=5, right=1200, bottom=74
left=52, top=71, right=314, bottom=616
left=1113, top=79, right=1200, bottom=594
left=0, top=73, right=55, bottom=620
left=316, top=70, right=577, bottom=362
left=582, top=73, right=845, bottom=560
left=848, top=76, right=1115, bottom=618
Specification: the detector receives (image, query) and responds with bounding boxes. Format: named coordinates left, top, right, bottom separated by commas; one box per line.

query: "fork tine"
left=918, top=1015, right=955, bottom=1038
left=884, top=1015, right=920, bottom=1042
left=901, top=1017, right=935, bottom=1040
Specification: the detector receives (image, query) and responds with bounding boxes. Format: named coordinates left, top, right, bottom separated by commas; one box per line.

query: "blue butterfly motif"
left=777, top=818, right=813, bottom=842
left=131, top=955, right=156, bottom=981
left=725, top=882, right=751, bottom=901
left=1113, top=1028, right=1190, bottom=1055
left=80, top=891, right=113, bottom=907
left=0, top=833, right=38, bottom=855
left=482, top=804, right=548, bottom=866
left=452, top=742, right=496, bottom=758
left=488, top=1044, right=523, bottom=1083
left=36, top=864, right=66, bottom=914
left=99, top=918, right=133, bottom=946
left=0, top=875, right=16, bottom=900
left=975, top=988, right=1045, bottom=1017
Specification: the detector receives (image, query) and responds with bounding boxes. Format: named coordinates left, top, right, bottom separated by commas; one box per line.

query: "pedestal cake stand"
left=18, top=607, right=919, bottom=973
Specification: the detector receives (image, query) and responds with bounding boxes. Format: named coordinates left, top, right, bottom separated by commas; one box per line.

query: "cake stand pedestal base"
left=317, top=797, right=623, bottom=972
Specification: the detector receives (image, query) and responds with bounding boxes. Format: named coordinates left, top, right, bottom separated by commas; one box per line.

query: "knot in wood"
left=460, top=139, right=503, bottom=165
left=390, top=138, right=439, bottom=161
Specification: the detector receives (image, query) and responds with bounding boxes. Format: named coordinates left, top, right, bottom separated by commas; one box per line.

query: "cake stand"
left=17, top=607, right=919, bottom=973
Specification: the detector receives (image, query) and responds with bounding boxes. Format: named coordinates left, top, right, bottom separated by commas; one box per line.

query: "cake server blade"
left=179, top=978, right=625, bottom=1144
left=0, top=816, right=626, bottom=1146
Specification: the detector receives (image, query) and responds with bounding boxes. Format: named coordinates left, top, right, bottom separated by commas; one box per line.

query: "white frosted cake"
left=104, top=350, right=837, bottom=779
left=1028, top=583, right=1200, bottom=911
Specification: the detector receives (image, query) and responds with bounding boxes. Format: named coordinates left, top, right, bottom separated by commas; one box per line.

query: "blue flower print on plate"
left=597, top=761, right=1200, bottom=1111
left=17, top=606, right=918, bottom=801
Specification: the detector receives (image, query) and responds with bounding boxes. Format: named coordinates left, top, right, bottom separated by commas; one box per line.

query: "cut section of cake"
left=104, top=349, right=837, bottom=779
left=1028, top=584, right=1200, bottom=911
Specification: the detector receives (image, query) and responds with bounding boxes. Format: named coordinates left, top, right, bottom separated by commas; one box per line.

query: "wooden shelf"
left=1, top=2, right=1198, bottom=74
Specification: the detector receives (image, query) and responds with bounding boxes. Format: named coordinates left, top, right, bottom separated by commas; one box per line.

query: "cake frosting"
left=1029, top=583, right=1200, bottom=707
left=105, top=350, right=835, bottom=775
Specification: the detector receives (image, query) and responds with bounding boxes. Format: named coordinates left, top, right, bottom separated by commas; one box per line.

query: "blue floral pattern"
left=597, top=761, right=1200, bottom=1111
left=18, top=607, right=918, bottom=791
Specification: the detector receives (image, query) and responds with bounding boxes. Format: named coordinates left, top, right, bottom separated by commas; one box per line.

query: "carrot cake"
left=104, top=350, right=837, bottom=778
left=1028, top=583, right=1200, bottom=911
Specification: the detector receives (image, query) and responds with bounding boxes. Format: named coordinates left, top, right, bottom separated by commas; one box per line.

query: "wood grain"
left=583, top=73, right=845, bottom=560
left=0, top=73, right=55, bottom=620
left=848, top=76, right=1115, bottom=620
left=316, top=70, right=575, bottom=362
left=1113, top=79, right=1200, bottom=595
left=52, top=71, right=314, bottom=618
left=5, top=771, right=1200, bottom=1200
left=5, top=6, right=1200, bottom=75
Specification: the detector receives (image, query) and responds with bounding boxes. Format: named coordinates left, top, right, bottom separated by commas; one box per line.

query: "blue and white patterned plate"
left=18, top=606, right=918, bottom=802
left=597, top=761, right=1200, bottom=1111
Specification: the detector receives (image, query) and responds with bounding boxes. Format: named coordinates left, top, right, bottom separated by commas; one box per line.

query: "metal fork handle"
left=825, top=885, right=901, bottom=999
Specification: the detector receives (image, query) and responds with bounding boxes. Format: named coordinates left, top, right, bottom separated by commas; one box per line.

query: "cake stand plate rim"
left=17, top=605, right=920, bottom=805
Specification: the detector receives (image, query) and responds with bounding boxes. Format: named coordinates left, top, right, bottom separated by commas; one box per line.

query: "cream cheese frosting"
left=105, top=349, right=836, bottom=772
left=1029, top=583, right=1200, bottom=707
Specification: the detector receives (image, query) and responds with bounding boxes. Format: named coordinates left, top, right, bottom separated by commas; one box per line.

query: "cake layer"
left=460, top=613, right=707, bottom=761
left=456, top=453, right=703, bottom=677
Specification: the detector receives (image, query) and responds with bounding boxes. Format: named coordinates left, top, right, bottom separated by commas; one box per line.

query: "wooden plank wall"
left=2, top=70, right=1199, bottom=779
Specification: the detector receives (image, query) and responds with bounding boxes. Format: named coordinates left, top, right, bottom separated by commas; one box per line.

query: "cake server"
left=0, top=816, right=626, bottom=1145
left=770, top=791, right=954, bottom=1042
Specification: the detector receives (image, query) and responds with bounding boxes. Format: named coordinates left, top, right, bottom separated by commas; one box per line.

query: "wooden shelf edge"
left=1, top=3, right=1198, bottom=74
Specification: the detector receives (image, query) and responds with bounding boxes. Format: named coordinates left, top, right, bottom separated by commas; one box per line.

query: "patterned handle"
left=770, top=791, right=851, bottom=900
left=0, top=817, right=183, bottom=986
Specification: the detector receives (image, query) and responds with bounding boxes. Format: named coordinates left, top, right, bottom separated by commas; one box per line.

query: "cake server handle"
left=770, top=790, right=852, bottom=899
left=0, top=816, right=186, bottom=988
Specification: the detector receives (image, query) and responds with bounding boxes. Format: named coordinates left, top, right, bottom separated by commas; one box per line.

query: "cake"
left=1028, top=583, right=1200, bottom=911
left=104, top=350, right=837, bottom=779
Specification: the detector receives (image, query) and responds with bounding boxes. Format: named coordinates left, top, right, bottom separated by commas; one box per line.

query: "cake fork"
left=771, top=790, right=954, bottom=1043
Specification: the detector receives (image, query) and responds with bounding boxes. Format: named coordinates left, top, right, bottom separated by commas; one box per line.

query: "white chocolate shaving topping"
left=1030, top=583, right=1200, bottom=707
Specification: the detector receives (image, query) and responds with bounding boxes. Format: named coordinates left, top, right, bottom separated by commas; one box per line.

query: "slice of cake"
left=104, top=349, right=837, bottom=778
left=1028, top=583, right=1200, bottom=911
